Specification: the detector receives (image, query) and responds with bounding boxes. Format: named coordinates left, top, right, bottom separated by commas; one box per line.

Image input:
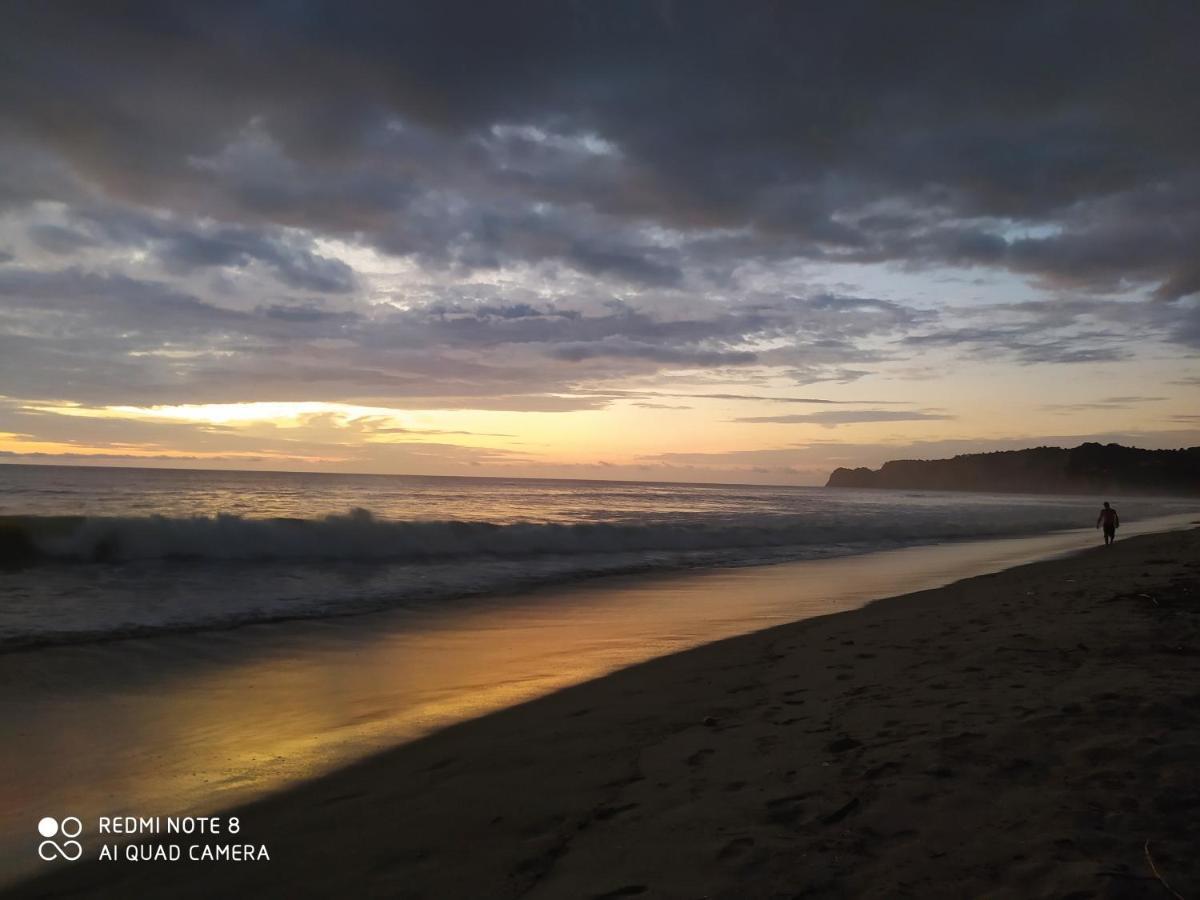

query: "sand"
left=9, top=527, right=1200, bottom=899
left=13, top=522, right=1184, bottom=888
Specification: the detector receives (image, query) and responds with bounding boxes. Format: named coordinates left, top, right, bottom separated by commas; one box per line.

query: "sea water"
left=2, top=463, right=1194, bottom=648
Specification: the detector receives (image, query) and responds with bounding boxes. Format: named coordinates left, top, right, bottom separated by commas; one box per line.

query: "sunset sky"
left=1, top=3, right=1197, bottom=484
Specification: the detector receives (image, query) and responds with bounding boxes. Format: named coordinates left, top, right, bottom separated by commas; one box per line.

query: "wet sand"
left=8, top=526, right=1199, bottom=898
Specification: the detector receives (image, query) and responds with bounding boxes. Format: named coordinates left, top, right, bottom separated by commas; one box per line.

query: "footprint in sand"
left=827, top=736, right=863, bottom=753
left=864, top=760, right=902, bottom=779
left=593, top=802, right=639, bottom=822
left=765, top=792, right=808, bottom=825
left=717, top=836, right=755, bottom=860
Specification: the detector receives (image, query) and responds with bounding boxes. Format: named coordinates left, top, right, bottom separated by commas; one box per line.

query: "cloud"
left=0, top=3, right=1197, bottom=477
left=0, top=395, right=532, bottom=473
left=640, top=429, right=1200, bottom=482
left=0, top=264, right=927, bottom=406
left=27, top=223, right=96, bottom=255
left=2, top=3, right=1199, bottom=297
left=1041, top=396, right=1167, bottom=412
left=734, top=409, right=954, bottom=428
left=901, top=295, right=1200, bottom=362
left=550, top=338, right=756, bottom=366
left=622, top=391, right=913, bottom=409
left=58, top=207, right=358, bottom=293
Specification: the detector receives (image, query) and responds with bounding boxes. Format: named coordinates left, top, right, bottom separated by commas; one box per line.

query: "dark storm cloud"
left=156, top=228, right=356, bottom=294
left=2, top=1, right=1199, bottom=296
left=873, top=180, right=1200, bottom=299
left=52, top=207, right=358, bottom=293
left=1, top=1, right=1199, bottom=420
left=898, top=290, right=1200, bottom=363
left=0, top=267, right=252, bottom=333
left=28, top=224, right=96, bottom=255
left=1167, top=303, right=1200, bottom=349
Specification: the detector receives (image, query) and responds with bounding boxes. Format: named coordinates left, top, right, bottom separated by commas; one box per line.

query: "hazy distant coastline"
left=827, top=442, right=1200, bottom=496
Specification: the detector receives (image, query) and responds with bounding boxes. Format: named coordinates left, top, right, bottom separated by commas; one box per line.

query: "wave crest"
left=3, top=507, right=906, bottom=564
left=2, top=503, right=1101, bottom=566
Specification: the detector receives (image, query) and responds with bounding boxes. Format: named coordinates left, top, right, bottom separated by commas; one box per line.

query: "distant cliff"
left=826, top=443, right=1200, bottom=496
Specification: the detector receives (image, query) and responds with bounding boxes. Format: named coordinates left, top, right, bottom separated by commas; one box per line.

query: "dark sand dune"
left=10, top=529, right=1200, bottom=899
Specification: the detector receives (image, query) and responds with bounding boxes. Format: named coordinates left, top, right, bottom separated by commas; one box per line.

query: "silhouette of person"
left=1096, top=501, right=1119, bottom=545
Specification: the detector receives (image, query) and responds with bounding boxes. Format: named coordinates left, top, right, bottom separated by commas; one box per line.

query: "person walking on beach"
left=1096, top=501, right=1119, bottom=545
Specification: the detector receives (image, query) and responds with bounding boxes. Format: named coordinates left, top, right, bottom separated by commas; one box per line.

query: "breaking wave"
left=3, top=494, right=1195, bottom=649
left=1, top=505, right=1093, bottom=566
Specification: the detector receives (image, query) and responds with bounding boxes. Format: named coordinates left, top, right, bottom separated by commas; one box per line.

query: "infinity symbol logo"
left=37, top=817, right=83, bottom=862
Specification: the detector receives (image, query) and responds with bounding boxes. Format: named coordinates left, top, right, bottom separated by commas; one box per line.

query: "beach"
left=9, top=526, right=1198, bottom=898
left=6, top=4, right=1200, bottom=897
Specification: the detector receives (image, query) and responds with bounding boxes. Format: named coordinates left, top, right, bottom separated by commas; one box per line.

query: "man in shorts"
left=1096, top=501, right=1119, bottom=545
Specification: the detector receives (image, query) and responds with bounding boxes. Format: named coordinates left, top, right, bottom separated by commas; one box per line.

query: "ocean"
left=2, top=463, right=1194, bottom=650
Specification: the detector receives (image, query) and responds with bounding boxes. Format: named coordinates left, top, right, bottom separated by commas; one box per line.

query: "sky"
left=0, top=2, right=1197, bottom=485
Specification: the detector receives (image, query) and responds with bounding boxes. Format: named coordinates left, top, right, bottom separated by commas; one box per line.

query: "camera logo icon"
left=37, top=817, right=83, bottom=861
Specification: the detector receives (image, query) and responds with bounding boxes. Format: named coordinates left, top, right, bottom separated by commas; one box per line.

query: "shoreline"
left=7, top=526, right=1199, bottom=898
left=5, top=512, right=1196, bottom=655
